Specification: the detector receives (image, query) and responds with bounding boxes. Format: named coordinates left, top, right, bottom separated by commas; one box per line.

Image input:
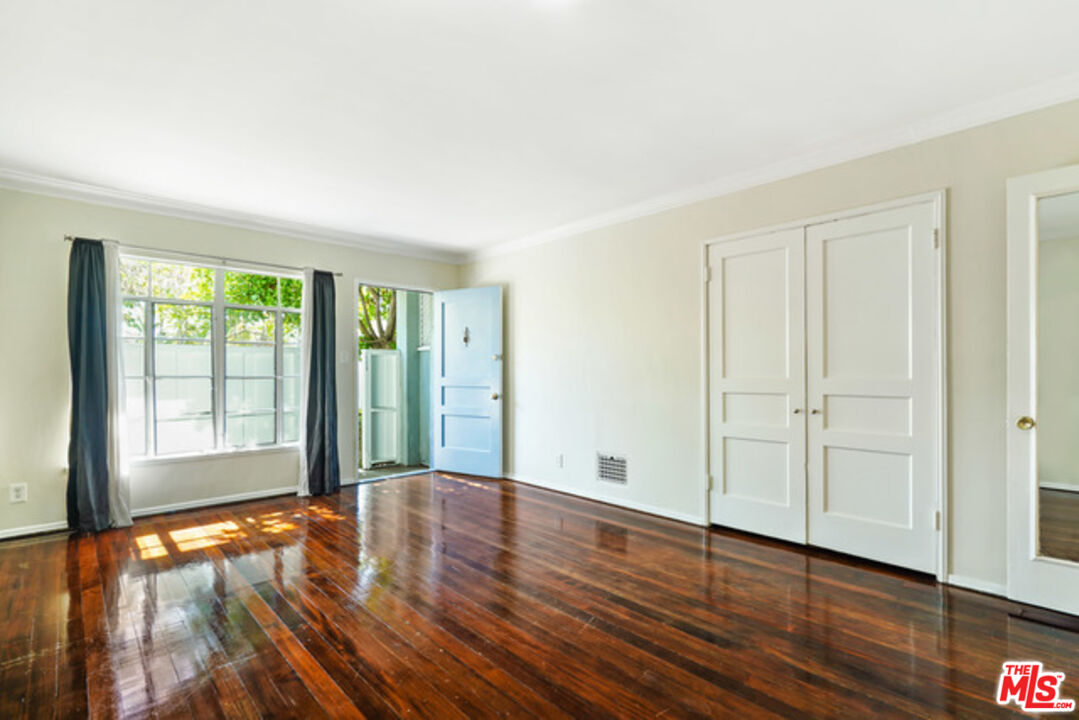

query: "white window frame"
left=121, top=253, right=302, bottom=460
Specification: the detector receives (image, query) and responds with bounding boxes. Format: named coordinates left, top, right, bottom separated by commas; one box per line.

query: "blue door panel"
left=431, top=286, right=502, bottom=477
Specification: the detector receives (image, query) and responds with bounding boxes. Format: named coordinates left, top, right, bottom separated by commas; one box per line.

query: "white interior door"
left=362, top=349, right=401, bottom=468
left=708, top=228, right=806, bottom=543
left=1006, top=165, right=1079, bottom=616
left=805, top=202, right=940, bottom=574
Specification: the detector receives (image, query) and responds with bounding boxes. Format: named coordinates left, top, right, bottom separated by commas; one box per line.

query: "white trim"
left=0, top=168, right=468, bottom=265
left=699, top=240, right=711, bottom=530
left=1040, top=482, right=1079, bottom=494
left=934, top=194, right=950, bottom=583
left=507, top=473, right=707, bottom=526
left=353, top=280, right=362, bottom=477
left=946, top=574, right=1007, bottom=598
left=130, top=443, right=299, bottom=467
left=7, top=74, right=1079, bottom=267
left=131, top=485, right=296, bottom=518
left=702, top=191, right=947, bottom=249
left=700, top=191, right=949, bottom=579
left=0, top=520, right=69, bottom=541
left=353, top=276, right=440, bottom=295
left=478, top=73, right=1079, bottom=261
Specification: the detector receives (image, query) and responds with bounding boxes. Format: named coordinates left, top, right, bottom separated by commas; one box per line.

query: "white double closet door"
left=707, top=199, right=941, bottom=574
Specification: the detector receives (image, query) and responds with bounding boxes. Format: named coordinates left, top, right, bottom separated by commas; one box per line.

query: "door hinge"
left=934, top=510, right=941, bottom=531
left=707, top=474, right=715, bottom=490
left=933, top=228, right=940, bottom=249
left=705, top=266, right=713, bottom=283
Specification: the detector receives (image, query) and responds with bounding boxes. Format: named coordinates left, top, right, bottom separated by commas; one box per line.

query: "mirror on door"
left=1036, top=190, right=1079, bottom=563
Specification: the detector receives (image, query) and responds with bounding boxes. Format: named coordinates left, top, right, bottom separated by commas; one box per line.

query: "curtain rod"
left=63, top=235, right=343, bottom=277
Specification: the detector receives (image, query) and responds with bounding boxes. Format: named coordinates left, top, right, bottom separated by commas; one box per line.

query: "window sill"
left=130, top=443, right=300, bottom=467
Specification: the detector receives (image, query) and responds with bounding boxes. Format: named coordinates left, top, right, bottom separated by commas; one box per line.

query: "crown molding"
left=474, top=72, right=1079, bottom=263
left=0, top=168, right=470, bottom=265
left=7, top=71, right=1079, bottom=268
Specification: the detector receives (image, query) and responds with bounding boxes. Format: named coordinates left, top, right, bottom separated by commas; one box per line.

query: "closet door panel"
left=805, top=202, right=939, bottom=573
left=708, top=228, right=806, bottom=543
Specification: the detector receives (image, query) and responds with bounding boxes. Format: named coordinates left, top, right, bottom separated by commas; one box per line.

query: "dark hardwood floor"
left=1040, top=487, right=1079, bottom=563
left=2, top=472, right=1078, bottom=718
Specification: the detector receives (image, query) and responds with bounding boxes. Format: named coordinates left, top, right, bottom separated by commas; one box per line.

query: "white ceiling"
left=3, top=1, right=1079, bottom=261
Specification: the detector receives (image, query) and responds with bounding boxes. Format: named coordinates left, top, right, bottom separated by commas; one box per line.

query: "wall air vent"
left=597, top=454, right=628, bottom=485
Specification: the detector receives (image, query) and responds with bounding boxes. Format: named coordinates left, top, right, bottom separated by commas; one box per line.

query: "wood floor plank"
left=2, top=472, right=1078, bottom=718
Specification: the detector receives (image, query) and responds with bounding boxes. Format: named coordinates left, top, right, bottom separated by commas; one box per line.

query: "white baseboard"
left=0, top=520, right=68, bottom=541
left=946, top=573, right=1007, bottom=598
left=507, top=473, right=707, bottom=526
left=132, top=485, right=297, bottom=518
left=1040, top=482, right=1079, bottom=494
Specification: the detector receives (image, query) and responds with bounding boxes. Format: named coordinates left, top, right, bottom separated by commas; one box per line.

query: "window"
left=121, top=258, right=302, bottom=457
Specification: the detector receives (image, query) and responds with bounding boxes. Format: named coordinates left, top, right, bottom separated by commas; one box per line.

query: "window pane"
left=123, top=301, right=145, bottom=337
left=125, top=379, right=146, bottom=456
left=227, top=344, right=274, bottom=376
left=156, top=418, right=214, bottom=455
left=282, top=410, right=299, bottom=443
left=155, top=340, right=211, bottom=375
left=282, top=377, right=301, bottom=410
left=283, top=345, right=300, bottom=375
left=226, top=309, right=274, bottom=342
left=282, top=312, right=300, bottom=343
left=155, top=304, right=212, bottom=339
left=120, top=259, right=149, bottom=296
left=227, top=378, right=275, bottom=413
left=123, top=339, right=145, bottom=376
left=151, top=263, right=214, bottom=301
left=280, top=278, right=302, bottom=309
left=225, top=271, right=277, bottom=307
left=155, top=378, right=212, bottom=419
left=226, top=413, right=276, bottom=448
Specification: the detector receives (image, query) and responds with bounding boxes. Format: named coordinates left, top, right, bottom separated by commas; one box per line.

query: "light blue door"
left=431, top=286, right=503, bottom=477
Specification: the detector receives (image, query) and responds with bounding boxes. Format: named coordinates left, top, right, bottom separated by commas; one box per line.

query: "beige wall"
left=0, top=188, right=460, bottom=535
left=466, top=98, right=1079, bottom=590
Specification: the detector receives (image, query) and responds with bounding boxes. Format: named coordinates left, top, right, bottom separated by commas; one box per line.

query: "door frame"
left=352, top=278, right=437, bottom=481
left=701, top=190, right=948, bottom=581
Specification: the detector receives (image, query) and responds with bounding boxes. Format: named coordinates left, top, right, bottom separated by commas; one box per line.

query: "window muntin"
left=120, top=258, right=302, bottom=457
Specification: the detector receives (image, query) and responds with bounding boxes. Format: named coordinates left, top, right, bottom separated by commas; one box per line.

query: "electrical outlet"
left=556, top=453, right=564, bottom=469
left=9, top=483, right=27, bottom=504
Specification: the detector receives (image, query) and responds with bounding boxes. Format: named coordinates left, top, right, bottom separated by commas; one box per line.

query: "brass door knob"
left=492, top=392, right=501, bottom=400
left=1017, top=416, right=1036, bottom=431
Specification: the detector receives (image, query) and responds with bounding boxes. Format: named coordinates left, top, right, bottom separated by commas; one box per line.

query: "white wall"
left=1037, top=234, right=1079, bottom=492
left=465, top=98, right=1079, bottom=589
left=0, top=188, right=460, bottom=536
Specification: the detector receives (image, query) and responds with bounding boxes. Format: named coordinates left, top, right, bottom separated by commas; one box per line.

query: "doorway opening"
left=355, top=283, right=434, bottom=483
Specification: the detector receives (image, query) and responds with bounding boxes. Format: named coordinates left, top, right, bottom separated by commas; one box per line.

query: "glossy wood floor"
left=1040, top=488, right=1079, bottom=563
left=2, top=473, right=1078, bottom=719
